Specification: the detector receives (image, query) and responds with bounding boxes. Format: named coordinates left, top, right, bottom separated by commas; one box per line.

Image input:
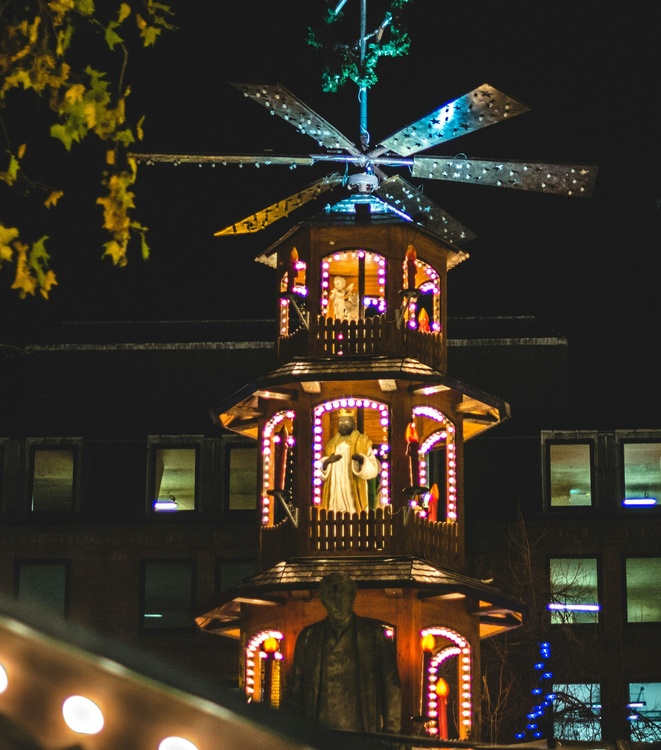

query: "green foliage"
left=0, top=0, right=176, bottom=299
left=307, top=0, right=412, bottom=93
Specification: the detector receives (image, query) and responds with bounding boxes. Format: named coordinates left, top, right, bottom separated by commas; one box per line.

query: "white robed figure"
left=319, top=409, right=380, bottom=513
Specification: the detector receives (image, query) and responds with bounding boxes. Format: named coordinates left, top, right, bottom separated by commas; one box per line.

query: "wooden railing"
left=277, top=314, right=444, bottom=370
left=310, top=506, right=392, bottom=552
left=259, top=507, right=463, bottom=570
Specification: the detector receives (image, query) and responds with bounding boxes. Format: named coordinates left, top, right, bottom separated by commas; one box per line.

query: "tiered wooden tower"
left=196, top=195, right=526, bottom=738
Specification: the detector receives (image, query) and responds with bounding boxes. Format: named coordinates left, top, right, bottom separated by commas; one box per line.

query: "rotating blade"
left=129, top=152, right=315, bottom=167
left=377, top=84, right=530, bottom=157
left=412, top=156, right=598, bottom=197
left=375, top=175, right=476, bottom=246
left=214, top=174, right=343, bottom=236
left=231, top=83, right=361, bottom=156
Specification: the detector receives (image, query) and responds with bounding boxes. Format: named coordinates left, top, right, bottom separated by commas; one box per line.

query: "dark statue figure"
left=285, top=572, right=402, bottom=735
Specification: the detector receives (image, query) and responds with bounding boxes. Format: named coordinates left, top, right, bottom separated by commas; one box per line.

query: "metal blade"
left=375, top=175, right=476, bottom=246
left=214, top=174, right=344, bottom=236
left=412, top=156, right=598, bottom=197
left=129, top=152, right=315, bottom=167
left=377, top=84, right=530, bottom=157
left=231, top=83, right=362, bottom=156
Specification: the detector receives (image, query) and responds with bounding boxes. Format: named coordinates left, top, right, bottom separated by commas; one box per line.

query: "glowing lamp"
left=427, top=483, right=439, bottom=522
left=263, top=636, right=280, bottom=654
left=406, top=422, right=420, bottom=487
left=418, top=307, right=430, bottom=332
left=62, top=695, right=104, bottom=734
left=0, top=664, right=7, bottom=693
left=405, top=245, right=417, bottom=289
left=159, top=739, right=199, bottom=750
left=287, top=248, right=299, bottom=293
left=435, top=678, right=449, bottom=698
left=623, top=497, right=657, bottom=506
left=421, top=633, right=435, bottom=652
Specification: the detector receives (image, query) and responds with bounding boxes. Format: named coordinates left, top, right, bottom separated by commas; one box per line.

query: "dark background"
left=1, top=2, right=658, bottom=429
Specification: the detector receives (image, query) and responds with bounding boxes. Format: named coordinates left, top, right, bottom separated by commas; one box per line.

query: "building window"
left=628, top=682, right=661, bottom=741
left=552, top=683, right=602, bottom=741
left=546, top=440, right=593, bottom=508
left=626, top=557, right=661, bottom=623
left=141, top=560, right=194, bottom=631
left=621, top=441, right=661, bottom=508
left=29, top=444, right=78, bottom=513
left=148, top=438, right=200, bottom=513
left=549, top=558, right=599, bottom=624
left=15, top=561, right=69, bottom=616
left=226, top=442, right=258, bottom=512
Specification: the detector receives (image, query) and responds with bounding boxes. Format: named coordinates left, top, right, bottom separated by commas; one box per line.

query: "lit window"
left=622, top=442, right=661, bottom=507
left=141, top=560, right=194, bottom=631
left=552, top=683, right=601, bottom=741
left=626, top=558, right=661, bottom=623
left=151, top=446, right=197, bottom=512
left=548, top=442, right=593, bottom=508
left=549, top=558, right=599, bottom=624
left=15, top=561, right=69, bottom=616
left=30, top=447, right=76, bottom=513
left=628, top=682, right=661, bottom=741
left=227, top=443, right=258, bottom=512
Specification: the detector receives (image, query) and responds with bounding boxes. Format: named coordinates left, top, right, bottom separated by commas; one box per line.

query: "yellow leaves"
left=65, top=82, right=85, bottom=103
left=1, top=1, right=175, bottom=299
left=45, top=191, right=64, bottom=208
left=0, top=226, right=20, bottom=262
left=118, top=3, right=131, bottom=23
left=0, top=228, right=58, bottom=299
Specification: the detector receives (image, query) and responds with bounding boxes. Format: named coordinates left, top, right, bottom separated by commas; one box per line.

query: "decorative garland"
left=307, top=0, right=413, bottom=92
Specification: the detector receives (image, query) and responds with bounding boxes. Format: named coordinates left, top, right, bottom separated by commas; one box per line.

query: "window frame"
left=140, top=558, right=195, bottom=633
left=616, top=431, right=661, bottom=512
left=26, top=438, right=82, bottom=516
left=624, top=555, right=661, bottom=625
left=548, top=556, right=601, bottom=625
left=221, top=435, right=259, bottom=520
left=542, top=431, right=598, bottom=512
left=146, top=435, right=203, bottom=515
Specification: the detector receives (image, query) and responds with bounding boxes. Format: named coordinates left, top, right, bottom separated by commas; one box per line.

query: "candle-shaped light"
left=428, top=482, right=439, bottom=522
left=406, top=421, right=420, bottom=487
left=421, top=633, right=435, bottom=719
left=287, top=248, right=299, bottom=293
left=405, top=244, right=417, bottom=289
left=273, top=425, right=289, bottom=491
left=418, top=307, right=430, bottom=333
left=262, top=636, right=279, bottom=706
left=436, top=678, right=450, bottom=739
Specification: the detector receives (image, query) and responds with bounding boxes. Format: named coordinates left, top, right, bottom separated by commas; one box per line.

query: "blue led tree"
left=515, top=641, right=556, bottom=742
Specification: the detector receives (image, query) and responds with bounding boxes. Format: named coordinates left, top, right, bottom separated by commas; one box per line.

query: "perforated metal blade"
left=214, top=174, right=344, bottom=235
left=377, top=84, right=530, bottom=158
left=411, top=156, right=598, bottom=197
left=375, top=175, right=476, bottom=246
left=231, top=83, right=362, bottom=156
left=129, top=152, right=315, bottom=167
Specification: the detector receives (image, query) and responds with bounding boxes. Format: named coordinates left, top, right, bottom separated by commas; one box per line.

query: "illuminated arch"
left=320, top=248, right=387, bottom=320
left=420, top=626, right=472, bottom=738
left=313, top=398, right=390, bottom=507
left=245, top=629, right=284, bottom=706
left=401, top=246, right=441, bottom=332
left=412, top=406, right=457, bottom=521
left=261, top=410, right=296, bottom=525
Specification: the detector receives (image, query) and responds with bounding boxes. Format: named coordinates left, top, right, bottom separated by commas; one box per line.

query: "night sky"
left=1, top=2, right=658, bottom=429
